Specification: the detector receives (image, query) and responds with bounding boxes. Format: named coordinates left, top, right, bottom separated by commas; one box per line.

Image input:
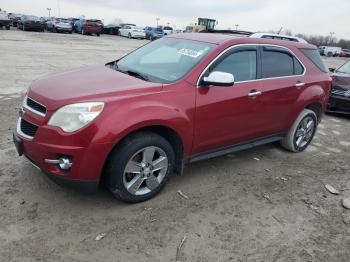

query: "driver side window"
left=211, top=50, right=257, bottom=82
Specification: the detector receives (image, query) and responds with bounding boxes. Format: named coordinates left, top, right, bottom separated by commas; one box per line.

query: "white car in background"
left=318, top=46, right=342, bottom=57
left=163, top=26, right=173, bottom=35
left=118, top=25, right=146, bottom=39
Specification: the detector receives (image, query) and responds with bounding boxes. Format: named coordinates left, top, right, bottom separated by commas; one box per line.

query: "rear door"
left=193, top=45, right=267, bottom=154
left=258, top=45, right=306, bottom=135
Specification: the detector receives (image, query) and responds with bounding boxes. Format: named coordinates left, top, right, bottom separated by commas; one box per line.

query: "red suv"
left=13, top=33, right=332, bottom=202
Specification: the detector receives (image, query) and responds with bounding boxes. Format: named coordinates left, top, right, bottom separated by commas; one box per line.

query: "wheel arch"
left=305, top=102, right=323, bottom=122
left=101, top=124, right=186, bottom=183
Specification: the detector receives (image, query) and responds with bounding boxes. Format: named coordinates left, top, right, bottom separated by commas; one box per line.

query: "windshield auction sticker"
left=178, top=48, right=204, bottom=58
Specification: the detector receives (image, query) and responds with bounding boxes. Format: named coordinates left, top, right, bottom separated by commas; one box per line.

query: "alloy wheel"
left=294, top=116, right=315, bottom=149
left=123, top=146, right=168, bottom=196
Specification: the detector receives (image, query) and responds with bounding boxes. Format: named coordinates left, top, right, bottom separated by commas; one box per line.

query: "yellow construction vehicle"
left=185, top=18, right=217, bottom=33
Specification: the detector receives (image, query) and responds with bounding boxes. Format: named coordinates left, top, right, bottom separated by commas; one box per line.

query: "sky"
left=1, top=0, right=349, bottom=40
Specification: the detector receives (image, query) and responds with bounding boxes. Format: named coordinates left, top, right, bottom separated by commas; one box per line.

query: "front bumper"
left=327, top=94, right=350, bottom=114
left=13, top=132, right=99, bottom=193
left=14, top=115, right=114, bottom=193
left=132, top=33, right=146, bottom=38
left=83, top=27, right=101, bottom=33
left=56, top=27, right=72, bottom=32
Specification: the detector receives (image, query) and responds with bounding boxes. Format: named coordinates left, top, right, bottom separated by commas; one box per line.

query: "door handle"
left=248, top=91, right=262, bottom=97
left=295, top=82, right=305, bottom=88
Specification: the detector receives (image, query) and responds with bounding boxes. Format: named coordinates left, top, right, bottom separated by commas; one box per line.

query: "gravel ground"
left=0, top=29, right=350, bottom=262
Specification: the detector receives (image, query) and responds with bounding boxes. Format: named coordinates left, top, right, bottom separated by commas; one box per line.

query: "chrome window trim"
left=196, top=44, right=306, bottom=87
left=16, top=117, right=35, bottom=140
left=23, top=95, right=46, bottom=117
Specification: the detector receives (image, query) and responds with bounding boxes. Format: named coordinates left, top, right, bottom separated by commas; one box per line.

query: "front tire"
left=281, top=109, right=317, bottom=152
left=128, top=33, right=132, bottom=39
left=105, top=132, right=175, bottom=203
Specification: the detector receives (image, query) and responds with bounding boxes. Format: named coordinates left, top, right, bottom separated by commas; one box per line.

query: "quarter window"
left=294, top=57, right=304, bottom=75
left=210, top=50, right=257, bottom=82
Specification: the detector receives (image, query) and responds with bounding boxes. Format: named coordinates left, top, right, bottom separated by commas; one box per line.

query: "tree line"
left=266, top=29, right=350, bottom=49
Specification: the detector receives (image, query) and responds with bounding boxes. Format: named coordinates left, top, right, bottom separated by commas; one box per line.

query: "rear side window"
left=262, top=48, right=304, bottom=78
left=300, top=48, right=328, bottom=73
left=262, top=50, right=294, bottom=78
left=211, top=50, right=257, bottom=82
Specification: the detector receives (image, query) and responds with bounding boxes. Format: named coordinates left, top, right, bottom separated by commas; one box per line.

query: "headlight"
left=48, top=102, right=104, bottom=132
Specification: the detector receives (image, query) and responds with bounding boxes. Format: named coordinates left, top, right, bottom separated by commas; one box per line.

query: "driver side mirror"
left=201, top=71, right=235, bottom=87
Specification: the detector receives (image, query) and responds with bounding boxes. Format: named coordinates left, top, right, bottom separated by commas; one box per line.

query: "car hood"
left=332, top=72, right=350, bottom=90
left=28, top=65, right=163, bottom=111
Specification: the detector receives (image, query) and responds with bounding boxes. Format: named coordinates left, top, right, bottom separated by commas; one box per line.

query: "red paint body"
left=14, top=34, right=332, bottom=189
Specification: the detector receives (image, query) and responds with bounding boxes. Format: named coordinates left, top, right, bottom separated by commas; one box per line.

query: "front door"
left=193, top=45, right=267, bottom=154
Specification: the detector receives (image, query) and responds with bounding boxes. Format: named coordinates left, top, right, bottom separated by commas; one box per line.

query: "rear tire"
left=105, top=132, right=175, bottom=203
left=281, top=109, right=317, bottom=152
left=128, top=33, right=132, bottom=39
left=82, top=29, right=85, bottom=35
left=6, top=25, right=10, bottom=30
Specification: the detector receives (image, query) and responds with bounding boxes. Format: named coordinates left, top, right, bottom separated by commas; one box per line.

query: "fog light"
left=58, top=157, right=72, bottom=170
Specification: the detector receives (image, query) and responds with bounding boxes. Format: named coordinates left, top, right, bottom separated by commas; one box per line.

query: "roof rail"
left=200, top=29, right=253, bottom=36
left=250, top=33, right=308, bottom=43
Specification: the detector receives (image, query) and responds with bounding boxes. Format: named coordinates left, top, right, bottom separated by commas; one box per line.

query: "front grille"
left=331, top=89, right=350, bottom=98
left=26, top=97, right=46, bottom=115
left=20, top=118, right=39, bottom=138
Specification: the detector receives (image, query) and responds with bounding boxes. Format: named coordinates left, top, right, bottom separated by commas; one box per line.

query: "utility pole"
left=46, top=7, right=51, bottom=18
left=329, top=32, right=335, bottom=45
left=235, top=24, right=239, bottom=30
left=156, top=17, right=160, bottom=27
left=57, top=0, right=61, bottom=17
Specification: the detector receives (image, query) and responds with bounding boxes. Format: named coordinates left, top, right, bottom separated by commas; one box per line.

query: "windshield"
left=337, top=61, right=350, bottom=74
left=25, top=15, right=40, bottom=21
left=115, top=38, right=216, bottom=83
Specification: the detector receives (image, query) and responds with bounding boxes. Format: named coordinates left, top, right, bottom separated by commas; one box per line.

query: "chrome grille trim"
left=23, top=96, right=47, bottom=117
left=16, top=117, right=38, bottom=140
left=331, top=89, right=350, bottom=97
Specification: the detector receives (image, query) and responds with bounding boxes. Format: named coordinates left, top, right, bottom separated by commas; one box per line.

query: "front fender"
left=93, top=99, right=194, bottom=156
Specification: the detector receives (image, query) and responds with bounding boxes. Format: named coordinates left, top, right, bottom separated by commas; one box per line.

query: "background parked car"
left=318, top=46, right=342, bottom=57
left=328, top=60, right=350, bottom=114
left=118, top=25, right=146, bottom=39
left=18, top=15, right=44, bottom=32
left=46, top=18, right=72, bottom=33
left=8, top=13, right=22, bottom=27
left=74, top=19, right=102, bottom=36
left=0, top=10, right=11, bottom=30
left=340, top=49, right=350, bottom=58
left=145, top=26, right=164, bottom=40
left=162, top=26, right=173, bottom=35
left=67, top=17, right=79, bottom=29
